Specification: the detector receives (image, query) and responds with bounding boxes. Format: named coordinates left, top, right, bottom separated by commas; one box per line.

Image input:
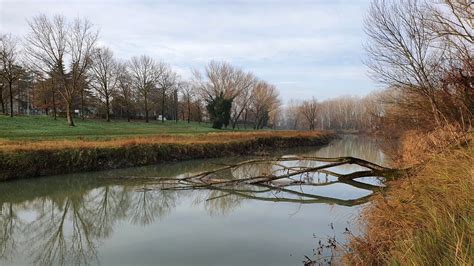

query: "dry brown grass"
left=0, top=131, right=332, bottom=153
left=391, top=124, right=469, bottom=167
left=346, top=134, right=474, bottom=265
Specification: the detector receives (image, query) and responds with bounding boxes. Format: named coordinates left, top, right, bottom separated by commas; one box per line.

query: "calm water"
left=0, top=135, right=386, bottom=266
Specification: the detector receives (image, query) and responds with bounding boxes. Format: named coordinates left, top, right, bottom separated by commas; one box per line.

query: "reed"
left=0, top=131, right=335, bottom=180
left=346, top=134, right=473, bottom=265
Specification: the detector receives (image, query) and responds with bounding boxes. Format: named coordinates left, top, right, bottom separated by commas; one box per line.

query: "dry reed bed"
left=0, top=131, right=331, bottom=152
left=0, top=131, right=335, bottom=181
left=346, top=134, right=473, bottom=265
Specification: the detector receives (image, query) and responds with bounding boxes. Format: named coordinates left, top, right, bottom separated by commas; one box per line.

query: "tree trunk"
left=126, top=103, right=131, bottom=122
left=80, top=88, right=85, bottom=120
left=144, top=96, right=149, bottom=123
left=187, top=99, right=191, bottom=123
left=52, top=89, right=57, bottom=120
left=9, top=81, right=13, bottom=117
left=0, top=88, right=5, bottom=114
left=105, top=96, right=110, bottom=122
left=174, top=89, right=178, bottom=123
left=66, top=101, right=75, bottom=126
left=161, top=90, right=165, bottom=123
left=243, top=111, right=248, bottom=129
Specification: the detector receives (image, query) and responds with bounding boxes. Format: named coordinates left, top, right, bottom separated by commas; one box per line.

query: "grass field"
left=0, top=115, right=335, bottom=153
left=0, top=117, right=335, bottom=179
left=0, top=115, right=228, bottom=140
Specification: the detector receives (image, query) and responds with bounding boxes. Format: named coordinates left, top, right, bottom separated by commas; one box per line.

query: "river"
left=0, top=135, right=386, bottom=266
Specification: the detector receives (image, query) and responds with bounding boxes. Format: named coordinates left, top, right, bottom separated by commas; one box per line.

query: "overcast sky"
left=0, top=0, right=379, bottom=102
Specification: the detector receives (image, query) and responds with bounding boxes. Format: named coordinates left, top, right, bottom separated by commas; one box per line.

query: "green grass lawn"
left=0, top=115, right=231, bottom=140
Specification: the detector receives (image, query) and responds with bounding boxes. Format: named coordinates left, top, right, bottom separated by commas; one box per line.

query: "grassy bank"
left=0, top=131, right=335, bottom=180
left=346, top=136, right=473, bottom=265
left=0, top=115, right=225, bottom=140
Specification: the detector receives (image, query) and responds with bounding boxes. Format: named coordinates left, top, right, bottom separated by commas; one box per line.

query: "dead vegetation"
left=0, top=131, right=332, bottom=153
left=346, top=134, right=473, bottom=265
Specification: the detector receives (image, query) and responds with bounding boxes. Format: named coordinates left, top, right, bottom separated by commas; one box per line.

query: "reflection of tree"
left=86, top=186, right=130, bottom=238
left=0, top=202, right=22, bottom=260
left=128, top=188, right=177, bottom=226
left=201, top=190, right=243, bottom=216
left=0, top=182, right=182, bottom=265
left=26, top=197, right=98, bottom=266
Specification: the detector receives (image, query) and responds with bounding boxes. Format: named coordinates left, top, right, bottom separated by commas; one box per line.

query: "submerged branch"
left=112, top=155, right=404, bottom=207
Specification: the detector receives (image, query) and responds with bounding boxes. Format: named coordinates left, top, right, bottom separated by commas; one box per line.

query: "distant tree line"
left=0, top=14, right=280, bottom=129
left=279, top=93, right=385, bottom=132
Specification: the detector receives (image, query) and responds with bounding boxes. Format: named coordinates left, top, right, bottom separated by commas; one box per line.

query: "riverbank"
left=346, top=134, right=473, bottom=265
left=0, top=131, right=335, bottom=181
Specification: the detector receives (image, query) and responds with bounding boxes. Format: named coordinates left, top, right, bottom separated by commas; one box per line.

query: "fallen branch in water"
left=111, top=155, right=408, bottom=207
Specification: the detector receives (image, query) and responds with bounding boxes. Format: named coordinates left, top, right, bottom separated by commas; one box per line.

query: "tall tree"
left=180, top=81, right=195, bottom=123
left=90, top=47, right=117, bottom=122
left=364, top=0, right=445, bottom=126
left=230, top=73, right=256, bottom=129
left=248, top=81, right=280, bottom=129
left=299, top=97, right=318, bottom=130
left=129, top=55, right=161, bottom=123
left=25, top=14, right=98, bottom=126
left=116, top=62, right=134, bottom=122
left=156, top=63, right=177, bottom=123
left=0, top=34, right=23, bottom=117
left=0, top=78, right=5, bottom=114
left=193, top=61, right=255, bottom=129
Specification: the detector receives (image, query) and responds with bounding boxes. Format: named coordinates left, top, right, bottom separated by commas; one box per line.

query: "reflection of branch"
left=137, top=155, right=401, bottom=208
left=208, top=186, right=372, bottom=207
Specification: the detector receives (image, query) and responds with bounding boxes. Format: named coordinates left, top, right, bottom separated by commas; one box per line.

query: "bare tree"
left=156, top=63, right=177, bottom=123
left=230, top=73, right=257, bottom=129
left=0, top=78, right=5, bottom=114
left=116, top=62, right=134, bottom=122
left=364, top=0, right=445, bottom=126
left=25, top=14, right=98, bottom=126
left=427, top=0, right=473, bottom=45
left=193, top=61, right=243, bottom=101
left=0, top=34, right=23, bottom=117
left=90, top=47, right=117, bottom=122
left=193, top=61, right=257, bottom=128
left=180, top=81, right=195, bottom=123
left=248, top=81, right=280, bottom=129
left=67, top=18, right=98, bottom=124
left=285, top=99, right=303, bottom=130
left=299, top=97, right=318, bottom=130
left=128, top=55, right=161, bottom=123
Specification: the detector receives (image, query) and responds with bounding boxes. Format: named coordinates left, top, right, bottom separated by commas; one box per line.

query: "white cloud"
left=0, top=0, right=376, bottom=102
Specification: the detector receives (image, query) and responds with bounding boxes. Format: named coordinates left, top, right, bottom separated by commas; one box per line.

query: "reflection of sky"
left=98, top=196, right=360, bottom=266
left=0, top=135, right=385, bottom=265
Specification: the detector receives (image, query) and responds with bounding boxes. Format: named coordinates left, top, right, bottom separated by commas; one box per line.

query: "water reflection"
left=0, top=135, right=387, bottom=265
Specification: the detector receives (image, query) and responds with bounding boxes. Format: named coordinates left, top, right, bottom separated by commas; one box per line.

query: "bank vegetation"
left=344, top=0, right=473, bottom=264
left=0, top=131, right=335, bottom=180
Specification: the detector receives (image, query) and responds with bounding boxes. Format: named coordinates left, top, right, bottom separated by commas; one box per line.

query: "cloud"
left=0, top=0, right=377, bottom=102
